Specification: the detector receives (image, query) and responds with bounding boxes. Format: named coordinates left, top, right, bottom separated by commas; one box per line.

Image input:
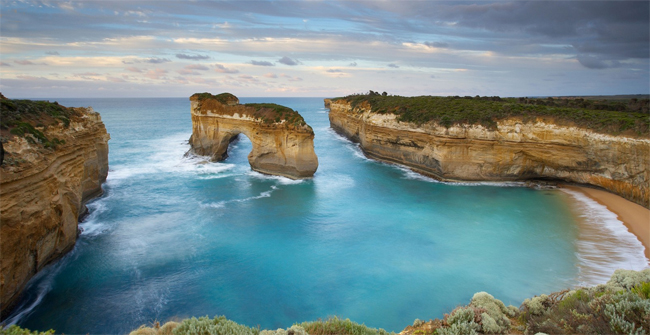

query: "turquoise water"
left=4, top=98, right=641, bottom=333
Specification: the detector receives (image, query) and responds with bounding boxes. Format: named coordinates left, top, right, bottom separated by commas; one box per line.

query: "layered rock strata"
left=327, top=98, right=649, bottom=207
left=0, top=106, right=109, bottom=317
left=188, top=93, right=318, bottom=179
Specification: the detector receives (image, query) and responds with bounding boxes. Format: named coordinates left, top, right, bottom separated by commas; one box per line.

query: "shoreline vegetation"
left=332, top=92, right=650, bottom=137
left=3, top=269, right=647, bottom=335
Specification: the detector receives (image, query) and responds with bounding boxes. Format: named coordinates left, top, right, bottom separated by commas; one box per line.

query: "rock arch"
left=188, top=93, right=318, bottom=179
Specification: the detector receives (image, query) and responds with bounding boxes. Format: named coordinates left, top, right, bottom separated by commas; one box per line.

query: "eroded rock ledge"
left=188, top=93, right=318, bottom=179
left=0, top=97, right=109, bottom=317
left=327, top=98, right=649, bottom=207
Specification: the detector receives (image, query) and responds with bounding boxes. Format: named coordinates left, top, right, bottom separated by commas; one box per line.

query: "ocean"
left=4, top=97, right=647, bottom=333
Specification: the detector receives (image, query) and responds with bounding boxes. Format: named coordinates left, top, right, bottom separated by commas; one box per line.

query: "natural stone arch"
left=188, top=93, right=318, bottom=179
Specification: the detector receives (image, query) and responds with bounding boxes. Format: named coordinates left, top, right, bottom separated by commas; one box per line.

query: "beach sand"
left=563, top=185, right=650, bottom=262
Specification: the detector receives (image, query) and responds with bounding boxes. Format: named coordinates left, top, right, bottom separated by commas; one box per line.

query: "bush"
left=171, top=316, right=259, bottom=335
left=332, top=94, right=650, bottom=135
left=299, top=316, right=392, bottom=335
left=520, top=269, right=650, bottom=334
left=0, top=325, right=54, bottom=335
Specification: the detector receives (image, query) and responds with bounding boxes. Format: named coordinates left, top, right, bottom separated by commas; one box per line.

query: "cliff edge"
left=0, top=95, right=109, bottom=317
left=188, top=93, right=318, bottom=179
left=327, top=95, right=649, bottom=207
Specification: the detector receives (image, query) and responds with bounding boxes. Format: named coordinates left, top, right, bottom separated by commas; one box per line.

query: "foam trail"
left=107, top=132, right=237, bottom=184
left=79, top=197, right=111, bottom=236
left=201, top=186, right=278, bottom=209
left=2, top=255, right=68, bottom=326
left=561, top=189, right=649, bottom=286
left=247, top=171, right=305, bottom=185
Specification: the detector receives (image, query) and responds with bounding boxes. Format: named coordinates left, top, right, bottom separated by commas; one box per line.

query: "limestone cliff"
left=327, top=98, right=649, bottom=207
left=188, top=93, right=318, bottom=179
left=0, top=98, right=109, bottom=317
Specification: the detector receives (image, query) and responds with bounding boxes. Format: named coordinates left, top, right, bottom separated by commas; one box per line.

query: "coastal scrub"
left=333, top=93, right=650, bottom=136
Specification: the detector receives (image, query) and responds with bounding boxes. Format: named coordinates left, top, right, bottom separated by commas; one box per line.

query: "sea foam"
left=561, top=189, right=649, bottom=286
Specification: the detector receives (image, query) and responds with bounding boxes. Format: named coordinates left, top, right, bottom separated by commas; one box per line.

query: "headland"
left=0, top=94, right=110, bottom=317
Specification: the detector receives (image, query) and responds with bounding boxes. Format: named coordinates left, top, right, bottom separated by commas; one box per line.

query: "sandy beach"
left=563, top=185, right=650, bottom=262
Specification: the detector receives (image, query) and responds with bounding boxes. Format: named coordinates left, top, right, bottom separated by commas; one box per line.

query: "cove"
left=4, top=97, right=642, bottom=334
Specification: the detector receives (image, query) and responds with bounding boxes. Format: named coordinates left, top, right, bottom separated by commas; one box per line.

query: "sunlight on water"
left=4, top=97, right=647, bottom=333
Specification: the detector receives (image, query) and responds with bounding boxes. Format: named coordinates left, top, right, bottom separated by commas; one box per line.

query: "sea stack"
left=0, top=95, right=110, bottom=317
left=187, top=93, right=318, bottom=179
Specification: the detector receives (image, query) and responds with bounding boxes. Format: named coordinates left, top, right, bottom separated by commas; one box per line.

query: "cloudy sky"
left=1, top=0, right=648, bottom=98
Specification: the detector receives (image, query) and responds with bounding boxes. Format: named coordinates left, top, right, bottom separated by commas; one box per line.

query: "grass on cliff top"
left=0, top=96, right=74, bottom=149
left=191, top=92, right=239, bottom=105
left=333, top=92, right=650, bottom=136
left=192, top=92, right=308, bottom=128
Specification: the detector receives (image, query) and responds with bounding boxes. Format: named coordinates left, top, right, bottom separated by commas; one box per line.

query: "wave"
left=392, top=162, right=524, bottom=187
left=200, top=186, right=278, bottom=209
left=246, top=171, right=305, bottom=185
left=79, top=195, right=112, bottom=237
left=561, top=189, right=649, bottom=286
left=107, top=133, right=237, bottom=184
left=2, top=251, right=71, bottom=326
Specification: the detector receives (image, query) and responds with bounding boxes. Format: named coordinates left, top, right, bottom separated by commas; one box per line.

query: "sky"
left=0, top=0, right=648, bottom=98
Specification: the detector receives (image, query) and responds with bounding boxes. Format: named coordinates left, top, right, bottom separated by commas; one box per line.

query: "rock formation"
left=0, top=97, right=109, bottom=317
left=327, top=98, right=650, bottom=207
left=188, top=93, right=318, bottom=179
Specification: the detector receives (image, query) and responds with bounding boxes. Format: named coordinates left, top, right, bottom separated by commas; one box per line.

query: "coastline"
left=562, top=184, right=650, bottom=263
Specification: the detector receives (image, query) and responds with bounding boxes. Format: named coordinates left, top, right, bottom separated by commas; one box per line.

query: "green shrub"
left=0, top=325, right=54, bottom=335
left=604, top=290, right=650, bottom=334
left=332, top=94, right=650, bottom=135
left=171, top=315, right=258, bottom=335
left=299, top=316, right=392, bottom=335
left=260, top=325, right=308, bottom=335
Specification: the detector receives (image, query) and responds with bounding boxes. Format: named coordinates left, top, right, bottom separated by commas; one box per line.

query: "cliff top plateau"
left=1, top=93, right=103, bottom=171
left=331, top=93, right=649, bottom=137
left=190, top=92, right=310, bottom=131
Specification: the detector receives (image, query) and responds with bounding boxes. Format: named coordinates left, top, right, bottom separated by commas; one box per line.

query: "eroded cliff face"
left=188, top=94, right=318, bottom=179
left=0, top=107, right=109, bottom=316
left=327, top=99, right=649, bottom=207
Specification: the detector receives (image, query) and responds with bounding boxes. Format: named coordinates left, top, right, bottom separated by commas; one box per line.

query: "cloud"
left=45, top=51, right=60, bottom=55
left=144, top=57, right=171, bottom=64
left=0, top=62, right=11, bottom=67
left=185, top=64, right=209, bottom=71
left=576, top=54, right=621, bottom=70
left=349, top=62, right=357, bottom=67
left=387, top=63, right=399, bottom=68
left=126, top=67, right=143, bottom=73
left=280, top=74, right=303, bottom=81
left=74, top=72, right=101, bottom=77
left=424, top=42, right=448, bottom=48
left=263, top=73, right=278, bottom=78
left=177, top=69, right=201, bottom=75
left=213, top=64, right=238, bottom=73
left=326, top=69, right=342, bottom=73
left=238, top=74, right=259, bottom=83
left=143, top=69, right=168, bottom=80
left=14, top=60, right=36, bottom=65
left=106, top=76, right=127, bottom=83
left=17, top=75, right=48, bottom=81
left=250, top=60, right=274, bottom=66
left=278, top=56, right=300, bottom=66
left=176, top=53, right=210, bottom=60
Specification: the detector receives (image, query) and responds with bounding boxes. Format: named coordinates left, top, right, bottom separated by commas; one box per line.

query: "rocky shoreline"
left=0, top=96, right=109, bottom=318
left=326, top=97, right=650, bottom=207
